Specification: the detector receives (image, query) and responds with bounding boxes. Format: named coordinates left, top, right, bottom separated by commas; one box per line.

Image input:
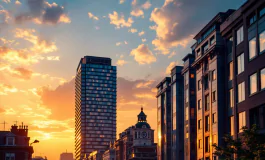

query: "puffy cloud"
left=168, top=51, right=176, bottom=58
left=150, top=0, right=243, bottom=54
left=38, top=79, right=75, bottom=120
left=134, top=93, right=155, bottom=99
left=14, top=28, right=57, bottom=54
left=165, top=61, right=177, bottom=75
left=142, top=38, right=147, bottom=42
left=109, top=11, right=133, bottom=29
left=88, top=12, right=99, bottom=20
left=15, top=0, right=70, bottom=25
left=11, top=67, right=33, bottom=80
left=128, top=28, right=138, bottom=33
left=116, top=59, right=128, bottom=66
left=119, top=0, right=125, bottom=4
left=116, top=42, right=121, bottom=46
left=130, top=44, right=156, bottom=65
left=15, top=0, right=21, bottom=5
left=2, top=0, right=10, bottom=3
left=0, top=9, right=11, bottom=25
left=130, top=9, right=144, bottom=17
left=138, top=31, right=145, bottom=36
left=136, top=80, right=154, bottom=88
left=142, top=1, right=152, bottom=9
left=47, top=56, right=59, bottom=61
left=0, top=83, right=18, bottom=95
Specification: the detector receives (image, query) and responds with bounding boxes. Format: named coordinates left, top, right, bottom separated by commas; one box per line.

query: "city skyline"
left=0, top=0, right=248, bottom=159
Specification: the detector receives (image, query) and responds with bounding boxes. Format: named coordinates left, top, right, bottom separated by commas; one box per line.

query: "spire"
left=141, top=106, right=143, bottom=112
left=138, top=106, right=147, bottom=122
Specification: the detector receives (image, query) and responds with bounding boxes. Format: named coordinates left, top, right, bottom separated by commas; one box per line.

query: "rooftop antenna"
left=0, top=121, right=8, bottom=131
left=14, top=121, right=18, bottom=126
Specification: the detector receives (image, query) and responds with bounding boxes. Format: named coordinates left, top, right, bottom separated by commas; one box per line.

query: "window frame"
left=238, top=111, right=246, bottom=133
left=249, top=37, right=257, bottom=60
left=237, top=26, right=244, bottom=45
left=212, top=113, right=217, bottom=124
left=261, top=68, right=265, bottom=90
left=212, top=70, right=216, bottom=81
left=212, top=91, right=216, bottom=102
left=238, top=81, right=245, bottom=103
left=237, top=53, right=245, bottom=75
left=249, top=72, right=258, bottom=95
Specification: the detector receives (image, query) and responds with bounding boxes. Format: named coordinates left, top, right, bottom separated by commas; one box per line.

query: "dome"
left=135, top=122, right=151, bottom=129
left=135, top=107, right=151, bottom=129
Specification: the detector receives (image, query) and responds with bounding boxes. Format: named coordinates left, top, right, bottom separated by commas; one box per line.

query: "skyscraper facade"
left=75, top=56, right=117, bottom=160
left=182, top=53, right=197, bottom=160
left=170, top=66, right=184, bottom=160
left=156, top=77, right=172, bottom=160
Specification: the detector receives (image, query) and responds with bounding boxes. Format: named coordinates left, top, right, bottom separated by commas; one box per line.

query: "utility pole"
left=0, top=121, right=8, bottom=131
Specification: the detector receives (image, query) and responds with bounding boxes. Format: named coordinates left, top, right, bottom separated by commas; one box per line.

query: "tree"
left=213, top=124, right=265, bottom=160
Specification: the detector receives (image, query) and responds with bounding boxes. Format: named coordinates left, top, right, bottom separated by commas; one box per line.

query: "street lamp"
left=30, top=140, right=40, bottom=146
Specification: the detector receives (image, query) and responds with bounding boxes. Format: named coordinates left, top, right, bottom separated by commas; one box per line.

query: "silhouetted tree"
left=213, top=124, right=265, bottom=160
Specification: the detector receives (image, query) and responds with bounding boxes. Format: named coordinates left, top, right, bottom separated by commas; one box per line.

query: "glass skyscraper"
left=75, top=56, right=117, bottom=160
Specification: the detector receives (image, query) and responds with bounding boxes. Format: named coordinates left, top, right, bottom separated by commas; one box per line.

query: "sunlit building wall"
left=156, top=77, right=172, bottom=160
left=75, top=56, right=117, bottom=160
left=192, top=10, right=234, bottom=160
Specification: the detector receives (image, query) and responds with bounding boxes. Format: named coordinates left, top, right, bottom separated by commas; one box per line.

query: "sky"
left=0, top=0, right=246, bottom=159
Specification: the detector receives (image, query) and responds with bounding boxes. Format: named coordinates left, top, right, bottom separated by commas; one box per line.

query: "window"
left=212, top=113, right=217, bottom=124
left=229, top=89, right=234, bottom=107
left=250, top=107, right=260, bottom=127
left=239, top=111, right=246, bottom=132
left=5, top=153, right=15, bottom=160
left=238, top=82, right=245, bottom=103
left=186, top=132, right=189, bottom=139
left=198, top=80, right=201, bottom=90
left=249, top=14, right=257, bottom=26
left=6, top=137, right=14, bottom=146
left=230, top=116, right=234, bottom=136
left=212, top=70, right=216, bottom=81
left=197, top=49, right=201, bottom=57
left=199, top=139, right=202, bottom=149
left=261, top=68, right=265, bottom=90
left=227, top=37, right=233, bottom=55
left=237, top=26, right=244, bottom=45
left=185, top=89, right=189, bottom=103
left=210, top=36, right=215, bottom=45
left=205, top=116, right=210, bottom=132
left=203, top=42, right=209, bottom=53
left=190, top=73, right=195, bottom=78
left=204, top=75, right=209, bottom=90
left=212, top=91, right=216, bottom=102
left=205, top=94, right=210, bottom=111
left=237, top=53, right=244, bottom=75
left=198, top=119, right=202, bottom=130
left=250, top=73, right=257, bottom=95
left=259, top=30, right=265, bottom=53
left=185, top=107, right=189, bottom=121
left=260, top=7, right=265, bottom=17
left=205, top=136, right=210, bottom=152
left=229, top=62, right=233, bottom=80
left=198, top=99, right=202, bottom=110
left=249, top=37, right=256, bottom=60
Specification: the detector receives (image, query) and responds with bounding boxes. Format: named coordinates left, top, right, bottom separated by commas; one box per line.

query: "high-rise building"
left=182, top=53, right=197, bottom=160
left=170, top=66, right=184, bottom=160
left=156, top=77, right=172, bottom=160
left=75, top=56, right=117, bottom=160
left=60, top=152, right=73, bottom=160
left=220, top=0, right=265, bottom=140
left=192, top=10, right=234, bottom=159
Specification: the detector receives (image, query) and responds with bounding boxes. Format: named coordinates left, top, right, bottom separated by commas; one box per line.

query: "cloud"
left=15, top=0, right=70, bottom=25
left=0, top=9, right=11, bottom=25
left=0, top=107, right=4, bottom=113
left=130, top=44, right=156, bottom=65
left=130, top=9, right=144, bottom=17
left=11, top=67, right=33, bottom=80
left=2, top=0, right=10, bottom=3
left=142, top=38, right=147, bottom=42
left=116, top=59, right=128, bottom=66
left=0, top=83, right=18, bottom=95
left=14, top=28, right=57, bottom=54
left=134, top=93, right=155, bottom=99
left=165, top=61, right=177, bottom=75
left=116, top=42, right=121, bottom=46
left=38, top=79, right=75, bottom=120
left=47, top=56, right=59, bottom=61
left=128, top=28, right=138, bottom=33
left=150, top=0, right=243, bottom=54
left=142, top=1, right=152, bottom=9
left=88, top=12, right=99, bottom=20
left=138, top=31, right=145, bottom=36
left=119, top=0, right=125, bottom=4
left=109, top=11, right=133, bottom=28
left=168, top=51, right=176, bottom=58
left=136, top=80, right=154, bottom=88
left=15, top=1, right=21, bottom=5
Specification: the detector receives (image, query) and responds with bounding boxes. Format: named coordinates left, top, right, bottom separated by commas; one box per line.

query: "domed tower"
left=133, top=107, right=154, bottom=146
